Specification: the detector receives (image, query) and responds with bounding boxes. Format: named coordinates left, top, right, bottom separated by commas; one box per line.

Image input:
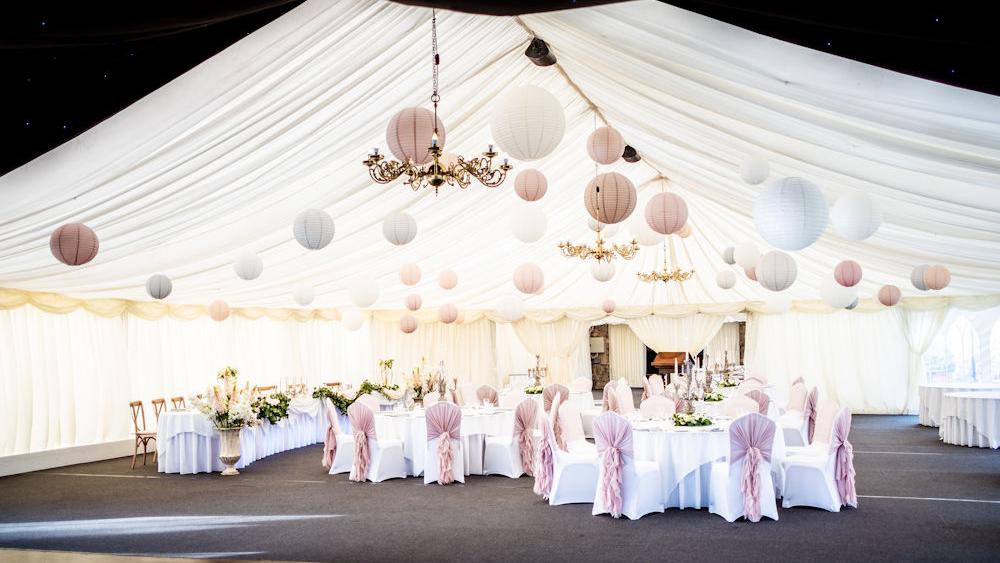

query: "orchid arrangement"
left=378, top=359, right=395, bottom=370
left=192, top=368, right=257, bottom=429
left=217, top=366, right=238, bottom=379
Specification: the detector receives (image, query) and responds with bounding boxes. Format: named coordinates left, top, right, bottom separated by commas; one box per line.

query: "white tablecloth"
left=919, top=383, right=1000, bottom=427
left=499, top=390, right=595, bottom=411
left=939, top=391, right=1000, bottom=449
left=157, top=398, right=327, bottom=474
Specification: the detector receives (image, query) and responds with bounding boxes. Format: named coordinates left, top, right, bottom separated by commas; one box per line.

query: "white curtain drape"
left=898, top=308, right=948, bottom=412
left=512, top=318, right=590, bottom=385
left=626, top=315, right=726, bottom=354
left=370, top=318, right=498, bottom=387
left=706, top=322, right=741, bottom=366
left=609, top=324, right=647, bottom=387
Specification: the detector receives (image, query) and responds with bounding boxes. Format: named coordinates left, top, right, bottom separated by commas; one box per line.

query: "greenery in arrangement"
left=252, top=392, right=291, bottom=424
left=702, top=392, right=724, bottom=402
left=312, top=380, right=401, bottom=414
left=524, top=385, right=544, bottom=395
left=673, top=413, right=713, bottom=427
left=717, top=380, right=738, bottom=388
left=378, top=359, right=395, bottom=370
left=217, top=366, right=238, bottom=379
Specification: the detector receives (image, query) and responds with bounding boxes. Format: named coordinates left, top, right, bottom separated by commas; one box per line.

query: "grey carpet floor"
left=0, top=415, right=998, bottom=562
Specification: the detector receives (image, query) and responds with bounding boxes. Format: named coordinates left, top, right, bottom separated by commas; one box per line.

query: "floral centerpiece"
left=718, top=379, right=739, bottom=388
left=192, top=366, right=257, bottom=476
left=252, top=392, right=290, bottom=424
left=378, top=358, right=394, bottom=387
left=312, top=379, right=401, bottom=415
left=672, top=413, right=713, bottom=427
left=524, top=385, right=544, bottom=395
left=702, top=392, right=724, bottom=402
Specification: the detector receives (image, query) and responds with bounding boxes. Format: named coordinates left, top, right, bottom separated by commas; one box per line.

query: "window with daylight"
left=923, top=316, right=981, bottom=383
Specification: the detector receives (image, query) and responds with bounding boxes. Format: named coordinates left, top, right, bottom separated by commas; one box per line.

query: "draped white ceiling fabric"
left=1, top=0, right=998, bottom=312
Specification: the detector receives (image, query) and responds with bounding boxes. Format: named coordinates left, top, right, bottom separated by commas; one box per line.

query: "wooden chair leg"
left=142, top=439, right=148, bottom=466
left=131, top=438, right=139, bottom=470
left=152, top=438, right=157, bottom=464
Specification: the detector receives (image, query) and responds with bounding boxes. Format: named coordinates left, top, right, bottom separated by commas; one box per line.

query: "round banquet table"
left=919, top=382, right=1000, bottom=427
left=938, top=391, right=1000, bottom=449
left=374, top=407, right=513, bottom=477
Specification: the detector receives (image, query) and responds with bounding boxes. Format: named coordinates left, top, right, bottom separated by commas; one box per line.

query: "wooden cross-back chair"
left=324, top=382, right=341, bottom=389
left=257, top=385, right=277, bottom=393
left=129, top=401, right=158, bottom=469
left=151, top=398, right=168, bottom=421
left=170, top=396, right=186, bottom=409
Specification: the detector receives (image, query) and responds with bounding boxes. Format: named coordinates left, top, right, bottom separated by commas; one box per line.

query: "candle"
left=674, top=358, right=678, bottom=374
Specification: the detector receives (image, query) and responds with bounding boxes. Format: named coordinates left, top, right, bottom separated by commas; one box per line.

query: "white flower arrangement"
left=192, top=368, right=258, bottom=430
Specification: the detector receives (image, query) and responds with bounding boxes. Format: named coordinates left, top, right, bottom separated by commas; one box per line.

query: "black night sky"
left=1, top=1, right=997, bottom=176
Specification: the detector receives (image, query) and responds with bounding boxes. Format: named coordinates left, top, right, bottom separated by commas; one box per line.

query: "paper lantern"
left=846, top=298, right=859, bottom=310
left=386, top=107, right=445, bottom=165
left=764, top=292, right=791, bottom=314
left=602, top=299, right=616, bottom=314
left=739, top=154, right=770, bottom=185
left=722, top=246, right=736, bottom=265
left=293, top=286, right=315, bottom=307
left=585, top=172, right=636, bottom=225
left=834, top=260, right=863, bottom=288
left=400, top=314, right=418, bottom=334
left=745, top=266, right=757, bottom=282
left=455, top=310, right=467, bottom=324
left=924, top=265, right=951, bottom=290
left=50, top=223, right=99, bottom=266
left=587, top=217, right=620, bottom=238
left=209, top=300, right=230, bottom=322
left=404, top=294, right=422, bottom=311
left=438, top=270, right=458, bottom=290
left=496, top=294, right=525, bottom=322
left=645, top=192, right=688, bottom=235
left=757, top=251, right=797, bottom=292
left=293, top=209, right=335, bottom=250
left=733, top=243, right=759, bottom=270
left=631, top=216, right=662, bottom=246
left=513, top=263, right=544, bottom=294
left=716, top=270, right=736, bottom=289
left=821, top=277, right=857, bottom=308
left=591, top=261, right=615, bottom=282
left=233, top=253, right=263, bottom=281
left=341, top=309, right=364, bottom=331
left=145, top=274, right=172, bottom=300
left=754, top=177, right=828, bottom=251
left=678, top=223, right=692, bottom=238
left=878, top=284, right=901, bottom=307
left=831, top=192, right=882, bottom=241
left=349, top=277, right=379, bottom=308
left=510, top=205, right=547, bottom=243
left=491, top=85, right=565, bottom=161
left=514, top=169, right=548, bottom=202
left=586, top=126, right=625, bottom=165
left=383, top=212, right=417, bottom=246
left=400, top=263, right=421, bottom=286
left=911, top=265, right=930, bottom=291
left=438, top=304, right=458, bottom=324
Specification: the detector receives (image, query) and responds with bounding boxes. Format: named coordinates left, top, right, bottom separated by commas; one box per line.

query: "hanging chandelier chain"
left=431, top=10, right=440, bottom=106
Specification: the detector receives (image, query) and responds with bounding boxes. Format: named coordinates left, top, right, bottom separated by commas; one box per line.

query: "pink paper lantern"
left=678, top=223, right=692, bottom=238
left=584, top=172, right=636, bottom=225
left=745, top=266, right=757, bottom=281
left=586, top=126, right=625, bottom=165
left=404, top=294, right=422, bottom=311
left=602, top=299, right=616, bottom=314
left=438, top=270, right=458, bottom=290
left=514, top=169, right=548, bottom=202
left=923, top=265, right=951, bottom=290
left=834, top=260, right=863, bottom=287
left=455, top=309, right=467, bottom=324
left=400, top=314, right=418, bottom=334
left=438, top=304, right=458, bottom=324
left=209, top=300, right=230, bottom=322
left=50, top=223, right=99, bottom=266
left=385, top=107, right=445, bottom=165
left=645, top=192, right=688, bottom=235
left=513, top=263, right=544, bottom=294
left=399, top=263, right=421, bottom=286
left=877, top=284, right=901, bottom=307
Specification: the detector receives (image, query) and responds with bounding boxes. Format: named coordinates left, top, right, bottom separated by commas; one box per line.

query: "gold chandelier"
left=362, top=11, right=511, bottom=194
left=637, top=242, right=694, bottom=283
left=559, top=226, right=639, bottom=262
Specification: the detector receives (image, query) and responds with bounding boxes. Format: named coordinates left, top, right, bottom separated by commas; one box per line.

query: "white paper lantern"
left=587, top=217, right=620, bottom=238
left=630, top=216, right=662, bottom=246
left=716, top=270, right=736, bottom=290
left=293, top=209, right=335, bottom=250
left=383, top=211, right=417, bottom=246
left=513, top=263, right=544, bottom=294
left=821, top=277, right=858, bottom=308
left=722, top=246, right=736, bottom=265
left=145, top=274, right=172, bottom=300
left=438, top=270, right=458, bottom=290
left=491, top=85, right=565, bottom=161
left=846, top=298, right=860, bottom=310
left=496, top=294, right=525, bottom=322
left=831, top=192, right=882, bottom=241
left=733, top=243, right=760, bottom=270
left=293, top=286, right=315, bottom=307
left=764, top=292, right=792, bottom=314
left=911, top=265, right=929, bottom=291
left=754, top=177, right=829, bottom=251
left=341, top=309, right=364, bottom=331
left=586, top=126, right=625, bottom=165
left=233, top=253, right=263, bottom=281
left=510, top=205, right=547, bottom=243
left=404, top=294, right=422, bottom=311
left=348, top=277, right=379, bottom=308
left=739, top=154, right=770, bottom=185
left=756, top=251, right=797, bottom=292
left=438, top=304, right=458, bottom=324
left=591, top=261, right=615, bottom=282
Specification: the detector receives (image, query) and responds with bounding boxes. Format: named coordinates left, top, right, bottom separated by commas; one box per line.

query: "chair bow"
left=347, top=403, right=375, bottom=482
left=729, top=413, right=775, bottom=523
left=426, top=402, right=462, bottom=485
left=594, top=412, right=634, bottom=518
left=514, top=399, right=538, bottom=476
left=532, top=422, right=555, bottom=499
left=832, top=409, right=858, bottom=508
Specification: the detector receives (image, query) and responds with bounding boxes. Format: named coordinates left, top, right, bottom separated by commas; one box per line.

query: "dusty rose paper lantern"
left=404, top=294, right=422, bottom=311
left=602, top=299, right=616, bottom=314
left=438, top=304, right=458, bottom=324
left=438, top=270, right=458, bottom=290
left=586, top=126, right=625, bottom=165
left=209, top=300, right=230, bottom=322
left=878, top=284, right=901, bottom=307
left=584, top=172, right=636, bottom=225
left=514, top=169, right=548, bottom=202
left=513, top=263, right=544, bottom=294
left=678, top=223, right=692, bottom=238
left=400, top=263, right=421, bottom=286
left=386, top=107, right=445, bottom=165
left=745, top=266, right=757, bottom=281
left=50, top=223, right=99, bottom=266
left=834, top=260, right=863, bottom=288
left=400, top=314, right=418, bottom=334
left=645, top=192, right=688, bottom=235
left=923, top=265, right=951, bottom=290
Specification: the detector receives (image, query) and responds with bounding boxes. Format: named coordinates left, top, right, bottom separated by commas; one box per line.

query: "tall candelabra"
left=528, top=355, right=548, bottom=387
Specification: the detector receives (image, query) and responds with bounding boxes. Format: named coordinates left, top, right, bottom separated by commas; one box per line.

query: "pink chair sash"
left=514, top=399, right=538, bottom=476
left=347, top=403, right=376, bottom=482
left=322, top=401, right=338, bottom=469
left=533, top=418, right=555, bottom=499
left=791, top=376, right=805, bottom=386
left=476, top=385, right=499, bottom=406
left=593, top=412, right=634, bottom=518
left=551, top=392, right=567, bottom=451
left=830, top=409, right=857, bottom=508
left=425, top=402, right=462, bottom=485
left=729, top=413, right=776, bottom=523
left=744, top=389, right=770, bottom=415
left=602, top=381, right=616, bottom=411
left=543, top=384, right=570, bottom=414
left=804, top=387, right=819, bottom=442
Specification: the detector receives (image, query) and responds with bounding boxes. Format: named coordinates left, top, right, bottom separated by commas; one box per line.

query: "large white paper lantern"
left=733, top=243, right=760, bottom=270
left=831, top=192, right=882, bottom=241
left=400, top=263, right=421, bottom=286
left=821, top=277, right=858, bottom=308
left=293, top=286, right=315, bottom=306
left=349, top=277, right=379, bottom=308
left=716, top=270, right=736, bottom=290
left=585, top=172, right=636, bottom=225
left=386, top=107, right=445, bottom=165
left=145, top=274, right=172, bottom=300
left=383, top=211, right=417, bottom=246
left=513, top=263, right=544, bottom=294
left=764, top=292, right=792, bottom=314
left=496, top=294, right=525, bottom=322
left=510, top=205, right=547, bottom=243
left=404, top=294, right=422, bottom=311
left=400, top=314, right=418, bottom=334
left=645, top=192, right=688, bottom=235
left=756, top=251, right=797, bottom=292
left=438, top=304, right=458, bottom=324
left=587, top=217, right=620, bottom=238
left=233, top=253, right=263, bottom=280
left=438, top=270, right=458, bottom=290
left=341, top=309, right=364, bottom=331
left=739, top=154, right=770, bottom=185
left=722, top=246, right=736, bottom=265
left=911, top=265, right=930, bottom=291
left=754, top=177, right=828, bottom=251
left=630, top=216, right=662, bottom=246
left=591, top=261, right=615, bottom=282
left=586, top=126, right=625, bottom=165
left=491, top=85, right=565, bottom=161
left=293, top=209, right=335, bottom=250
